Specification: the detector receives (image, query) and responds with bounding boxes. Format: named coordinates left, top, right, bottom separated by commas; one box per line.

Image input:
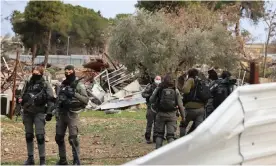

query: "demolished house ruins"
left=82, top=53, right=147, bottom=112
left=1, top=52, right=148, bottom=119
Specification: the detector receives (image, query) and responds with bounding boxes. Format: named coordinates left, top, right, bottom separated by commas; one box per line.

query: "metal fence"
left=9, top=54, right=92, bottom=67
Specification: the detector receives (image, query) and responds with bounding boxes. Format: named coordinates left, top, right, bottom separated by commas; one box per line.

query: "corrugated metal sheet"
left=99, top=93, right=146, bottom=110
left=124, top=82, right=276, bottom=165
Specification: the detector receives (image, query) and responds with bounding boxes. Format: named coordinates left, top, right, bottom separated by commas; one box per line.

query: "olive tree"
left=108, top=9, right=239, bottom=77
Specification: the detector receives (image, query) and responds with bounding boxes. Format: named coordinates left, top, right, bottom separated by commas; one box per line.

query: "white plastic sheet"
left=124, top=82, right=276, bottom=165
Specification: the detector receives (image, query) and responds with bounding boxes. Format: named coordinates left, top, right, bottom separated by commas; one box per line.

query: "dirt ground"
left=1, top=110, right=157, bottom=165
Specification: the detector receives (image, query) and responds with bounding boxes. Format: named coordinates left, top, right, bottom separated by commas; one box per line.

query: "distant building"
left=8, top=54, right=96, bottom=68
left=244, top=43, right=276, bottom=60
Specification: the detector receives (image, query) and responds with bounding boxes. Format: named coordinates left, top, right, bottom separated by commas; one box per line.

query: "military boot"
left=40, top=156, right=46, bottom=165
left=144, top=132, right=152, bottom=144
left=155, top=137, right=163, bottom=149
left=73, top=158, right=81, bottom=165
left=56, top=157, right=68, bottom=165
left=24, top=155, right=35, bottom=165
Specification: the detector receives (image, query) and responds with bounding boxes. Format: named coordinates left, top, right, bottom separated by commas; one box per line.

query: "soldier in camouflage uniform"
left=142, top=75, right=161, bottom=144
left=20, top=66, right=55, bottom=165
left=55, top=65, right=89, bottom=165
left=180, top=69, right=205, bottom=137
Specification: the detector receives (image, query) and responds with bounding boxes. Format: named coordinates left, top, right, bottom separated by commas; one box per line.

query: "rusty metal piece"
left=9, top=49, right=20, bottom=119
left=249, top=62, right=259, bottom=84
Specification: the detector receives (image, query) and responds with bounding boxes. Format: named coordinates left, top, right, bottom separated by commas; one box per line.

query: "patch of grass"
left=1, top=157, right=59, bottom=165
left=1, top=116, right=23, bottom=123
left=80, top=123, right=107, bottom=134
left=100, top=120, right=144, bottom=144
left=81, top=109, right=146, bottom=120
left=1, top=109, right=146, bottom=124
left=1, top=156, right=138, bottom=165
left=79, top=117, right=145, bottom=144
left=1, top=108, right=152, bottom=165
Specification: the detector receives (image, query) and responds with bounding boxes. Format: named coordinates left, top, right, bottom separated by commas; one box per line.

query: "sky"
left=1, top=0, right=276, bottom=43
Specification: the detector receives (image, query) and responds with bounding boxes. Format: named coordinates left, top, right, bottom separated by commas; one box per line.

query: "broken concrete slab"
left=112, top=80, right=143, bottom=99
left=123, top=80, right=141, bottom=92
left=98, top=93, right=146, bottom=110
left=86, top=100, right=99, bottom=110
left=113, top=89, right=133, bottom=99
left=88, top=82, right=106, bottom=102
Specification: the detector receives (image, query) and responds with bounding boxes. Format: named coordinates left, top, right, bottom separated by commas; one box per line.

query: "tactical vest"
left=58, top=81, right=86, bottom=112
left=22, top=79, right=47, bottom=107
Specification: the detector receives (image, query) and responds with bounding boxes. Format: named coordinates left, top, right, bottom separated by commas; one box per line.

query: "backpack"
left=158, top=88, right=177, bottom=112
left=212, top=79, right=229, bottom=109
left=184, top=78, right=211, bottom=104
left=194, top=78, right=212, bottom=103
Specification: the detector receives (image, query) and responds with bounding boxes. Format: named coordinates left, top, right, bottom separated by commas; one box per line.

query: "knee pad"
left=55, top=134, right=65, bottom=145
left=69, top=135, right=79, bottom=147
left=36, top=134, right=45, bottom=144
left=25, top=133, right=34, bottom=143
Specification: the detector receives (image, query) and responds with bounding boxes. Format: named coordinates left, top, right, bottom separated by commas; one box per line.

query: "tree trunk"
left=31, top=43, right=37, bottom=71
left=235, top=19, right=247, bottom=58
left=235, top=21, right=240, bottom=37
left=263, top=34, right=270, bottom=77
left=43, top=30, right=52, bottom=68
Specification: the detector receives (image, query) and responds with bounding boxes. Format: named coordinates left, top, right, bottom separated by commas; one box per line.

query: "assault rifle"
left=52, top=77, right=85, bottom=114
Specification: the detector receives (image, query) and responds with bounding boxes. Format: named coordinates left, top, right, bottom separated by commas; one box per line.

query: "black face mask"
left=32, top=74, right=42, bottom=81
left=65, top=72, right=76, bottom=83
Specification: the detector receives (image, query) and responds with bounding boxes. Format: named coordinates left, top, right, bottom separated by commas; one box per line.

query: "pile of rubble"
left=82, top=55, right=147, bottom=111
left=86, top=78, right=147, bottom=111
left=1, top=53, right=147, bottom=117
left=1, top=57, right=29, bottom=93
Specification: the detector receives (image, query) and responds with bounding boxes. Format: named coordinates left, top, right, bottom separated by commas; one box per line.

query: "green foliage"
left=24, top=1, right=65, bottom=31
left=10, top=1, right=109, bottom=56
left=115, top=13, right=132, bottom=20
left=135, top=1, right=197, bottom=13
left=10, top=10, right=44, bottom=55
left=108, top=9, right=239, bottom=76
left=136, top=1, right=265, bottom=24
left=70, top=13, right=108, bottom=54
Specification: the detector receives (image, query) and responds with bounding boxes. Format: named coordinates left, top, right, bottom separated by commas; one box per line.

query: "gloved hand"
left=45, top=114, right=53, bottom=121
